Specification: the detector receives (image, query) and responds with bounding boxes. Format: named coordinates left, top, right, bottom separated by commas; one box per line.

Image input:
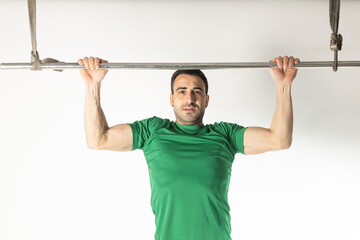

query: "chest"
left=143, top=132, right=235, bottom=190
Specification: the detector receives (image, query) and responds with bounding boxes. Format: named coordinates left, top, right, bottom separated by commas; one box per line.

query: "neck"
left=176, top=119, right=203, bottom=126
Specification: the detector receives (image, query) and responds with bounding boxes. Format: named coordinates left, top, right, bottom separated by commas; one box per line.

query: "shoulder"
left=148, top=116, right=171, bottom=129
left=209, top=121, right=248, bottom=155
left=209, top=121, right=246, bottom=134
left=130, top=116, right=171, bottom=131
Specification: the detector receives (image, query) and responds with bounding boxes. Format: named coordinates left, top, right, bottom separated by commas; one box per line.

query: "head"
left=170, top=69, right=210, bottom=126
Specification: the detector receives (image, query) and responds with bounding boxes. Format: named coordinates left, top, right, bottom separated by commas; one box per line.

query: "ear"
left=170, top=93, right=173, bottom=106
left=205, top=95, right=209, bottom=108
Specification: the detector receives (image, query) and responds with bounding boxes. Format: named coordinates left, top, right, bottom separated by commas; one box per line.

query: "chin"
left=182, top=115, right=201, bottom=124
left=174, top=110, right=204, bottom=124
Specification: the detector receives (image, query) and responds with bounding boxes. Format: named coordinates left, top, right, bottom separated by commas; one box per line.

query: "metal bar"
left=27, top=0, right=37, bottom=56
left=1, top=61, right=360, bottom=70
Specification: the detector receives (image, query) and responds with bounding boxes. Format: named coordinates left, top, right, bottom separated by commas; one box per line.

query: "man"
left=78, top=56, right=300, bottom=240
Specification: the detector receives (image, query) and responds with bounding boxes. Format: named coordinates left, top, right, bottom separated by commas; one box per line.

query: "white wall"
left=0, top=1, right=359, bottom=239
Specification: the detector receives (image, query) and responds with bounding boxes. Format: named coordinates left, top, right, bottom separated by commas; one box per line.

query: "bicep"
left=243, top=127, right=278, bottom=155
left=97, top=124, right=133, bottom=151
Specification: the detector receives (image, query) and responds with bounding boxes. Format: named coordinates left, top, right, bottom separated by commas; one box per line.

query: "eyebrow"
left=176, top=87, right=204, bottom=92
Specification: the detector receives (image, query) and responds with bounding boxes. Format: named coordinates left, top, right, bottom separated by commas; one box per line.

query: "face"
left=170, top=74, right=209, bottom=126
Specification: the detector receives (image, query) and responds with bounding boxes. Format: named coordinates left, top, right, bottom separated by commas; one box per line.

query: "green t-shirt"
left=129, top=116, right=247, bottom=240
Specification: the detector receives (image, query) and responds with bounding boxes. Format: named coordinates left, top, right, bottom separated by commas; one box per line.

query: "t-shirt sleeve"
left=128, top=116, right=168, bottom=151
left=219, top=122, right=248, bottom=155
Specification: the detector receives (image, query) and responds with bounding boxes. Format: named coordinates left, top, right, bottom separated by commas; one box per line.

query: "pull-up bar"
left=0, top=0, right=357, bottom=72
left=1, top=61, right=360, bottom=71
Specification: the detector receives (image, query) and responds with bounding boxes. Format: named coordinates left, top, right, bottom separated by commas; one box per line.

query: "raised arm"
left=79, top=56, right=133, bottom=151
left=243, top=56, right=299, bottom=155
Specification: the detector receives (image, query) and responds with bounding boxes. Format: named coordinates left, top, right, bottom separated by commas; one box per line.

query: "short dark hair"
left=171, top=69, right=208, bottom=95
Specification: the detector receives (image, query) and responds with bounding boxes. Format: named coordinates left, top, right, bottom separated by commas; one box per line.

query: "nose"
left=185, top=91, right=196, bottom=104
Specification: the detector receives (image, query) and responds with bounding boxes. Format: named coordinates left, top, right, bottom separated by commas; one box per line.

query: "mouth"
left=183, top=107, right=196, bottom=113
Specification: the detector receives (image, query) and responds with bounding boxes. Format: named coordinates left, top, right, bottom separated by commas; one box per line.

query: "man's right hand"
left=78, top=57, right=108, bottom=85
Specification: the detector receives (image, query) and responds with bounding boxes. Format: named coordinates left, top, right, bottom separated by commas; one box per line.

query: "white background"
left=0, top=0, right=359, bottom=239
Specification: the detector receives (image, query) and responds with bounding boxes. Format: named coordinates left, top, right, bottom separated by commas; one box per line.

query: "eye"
left=178, top=90, right=185, bottom=94
left=195, top=91, right=202, bottom=94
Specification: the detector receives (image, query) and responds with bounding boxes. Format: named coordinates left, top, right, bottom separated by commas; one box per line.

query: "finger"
left=289, top=56, right=294, bottom=69
left=95, top=57, right=100, bottom=69
left=89, top=56, right=95, bottom=71
left=100, top=58, right=109, bottom=72
left=77, top=59, right=84, bottom=66
left=294, top=58, right=300, bottom=65
left=83, top=57, right=90, bottom=70
left=283, top=56, right=289, bottom=71
left=276, top=56, right=283, bottom=69
left=269, top=58, right=277, bottom=70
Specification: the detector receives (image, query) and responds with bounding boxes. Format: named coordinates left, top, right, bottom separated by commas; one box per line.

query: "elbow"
left=280, top=140, right=292, bottom=150
left=87, top=143, right=99, bottom=150
left=87, top=134, right=107, bottom=150
left=275, top=137, right=292, bottom=150
left=86, top=139, right=103, bottom=150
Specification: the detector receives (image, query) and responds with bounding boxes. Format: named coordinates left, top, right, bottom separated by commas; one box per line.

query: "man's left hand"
left=269, top=56, right=300, bottom=86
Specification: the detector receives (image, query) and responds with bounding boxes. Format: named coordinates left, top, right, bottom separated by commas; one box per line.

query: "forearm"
left=84, top=83, right=109, bottom=149
left=269, top=83, right=293, bottom=149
